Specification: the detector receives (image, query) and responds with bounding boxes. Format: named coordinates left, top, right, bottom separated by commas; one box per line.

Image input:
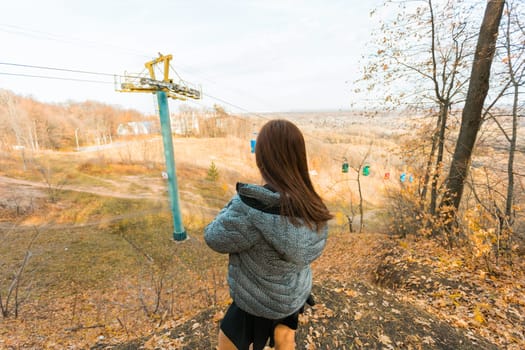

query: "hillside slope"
left=92, top=233, right=513, bottom=350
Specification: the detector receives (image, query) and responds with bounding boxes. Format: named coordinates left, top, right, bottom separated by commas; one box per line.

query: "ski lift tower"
left=117, top=53, right=201, bottom=241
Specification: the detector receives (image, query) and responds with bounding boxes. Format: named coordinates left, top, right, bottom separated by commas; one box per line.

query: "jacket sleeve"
left=204, top=196, right=259, bottom=254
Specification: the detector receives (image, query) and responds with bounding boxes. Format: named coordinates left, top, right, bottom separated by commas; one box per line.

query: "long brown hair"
left=255, top=119, right=332, bottom=230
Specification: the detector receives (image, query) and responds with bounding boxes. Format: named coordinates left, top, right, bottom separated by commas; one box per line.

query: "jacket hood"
left=236, top=182, right=281, bottom=215
left=236, top=182, right=325, bottom=268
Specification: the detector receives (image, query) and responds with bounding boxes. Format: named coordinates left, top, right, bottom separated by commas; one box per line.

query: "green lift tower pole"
left=157, top=91, right=186, bottom=241
left=117, top=53, right=201, bottom=242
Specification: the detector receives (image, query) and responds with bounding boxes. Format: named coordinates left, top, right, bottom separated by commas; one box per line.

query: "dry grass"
left=0, top=202, right=229, bottom=348
left=1, top=113, right=522, bottom=348
left=0, top=121, right=395, bottom=347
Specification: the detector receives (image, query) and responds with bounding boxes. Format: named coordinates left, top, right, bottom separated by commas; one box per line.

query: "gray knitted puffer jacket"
left=204, top=183, right=327, bottom=319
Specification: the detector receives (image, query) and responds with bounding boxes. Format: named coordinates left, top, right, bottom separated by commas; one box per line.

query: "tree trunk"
left=4, top=94, right=23, bottom=146
left=505, top=82, right=518, bottom=223
left=357, top=168, right=364, bottom=233
left=420, top=114, right=440, bottom=206
left=430, top=103, right=449, bottom=215
left=440, top=0, right=505, bottom=214
left=504, top=1, right=520, bottom=225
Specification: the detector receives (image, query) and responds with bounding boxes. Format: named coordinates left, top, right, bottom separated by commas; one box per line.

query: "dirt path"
left=0, top=175, right=220, bottom=225
left=0, top=175, right=156, bottom=200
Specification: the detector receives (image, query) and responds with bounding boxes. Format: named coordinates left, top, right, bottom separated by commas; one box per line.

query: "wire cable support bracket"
left=115, top=53, right=201, bottom=101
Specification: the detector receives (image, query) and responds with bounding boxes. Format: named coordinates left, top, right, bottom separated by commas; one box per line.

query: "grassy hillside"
left=1, top=113, right=523, bottom=349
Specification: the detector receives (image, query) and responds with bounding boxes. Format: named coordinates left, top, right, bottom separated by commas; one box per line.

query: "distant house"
left=117, top=121, right=153, bottom=136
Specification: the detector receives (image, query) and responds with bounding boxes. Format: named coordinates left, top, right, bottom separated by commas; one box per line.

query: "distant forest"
left=0, top=90, right=147, bottom=151
left=0, top=90, right=253, bottom=151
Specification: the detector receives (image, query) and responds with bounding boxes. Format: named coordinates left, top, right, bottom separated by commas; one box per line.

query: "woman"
left=204, top=119, right=332, bottom=350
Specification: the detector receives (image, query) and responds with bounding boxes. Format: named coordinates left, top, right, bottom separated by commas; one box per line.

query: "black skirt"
left=220, top=299, right=311, bottom=350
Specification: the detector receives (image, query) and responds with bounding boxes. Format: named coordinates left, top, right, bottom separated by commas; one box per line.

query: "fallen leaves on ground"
left=375, top=237, right=525, bottom=350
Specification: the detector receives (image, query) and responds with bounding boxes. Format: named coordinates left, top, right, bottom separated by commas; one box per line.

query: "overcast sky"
left=0, top=0, right=385, bottom=115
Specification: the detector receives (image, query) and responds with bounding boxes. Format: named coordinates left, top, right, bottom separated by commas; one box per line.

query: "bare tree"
left=357, top=0, right=480, bottom=218
left=497, top=0, right=524, bottom=228
left=0, top=227, right=40, bottom=318
left=0, top=91, right=24, bottom=147
left=441, top=0, right=505, bottom=237
left=38, top=164, right=68, bottom=203
left=347, top=144, right=372, bottom=233
left=461, top=0, right=524, bottom=259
